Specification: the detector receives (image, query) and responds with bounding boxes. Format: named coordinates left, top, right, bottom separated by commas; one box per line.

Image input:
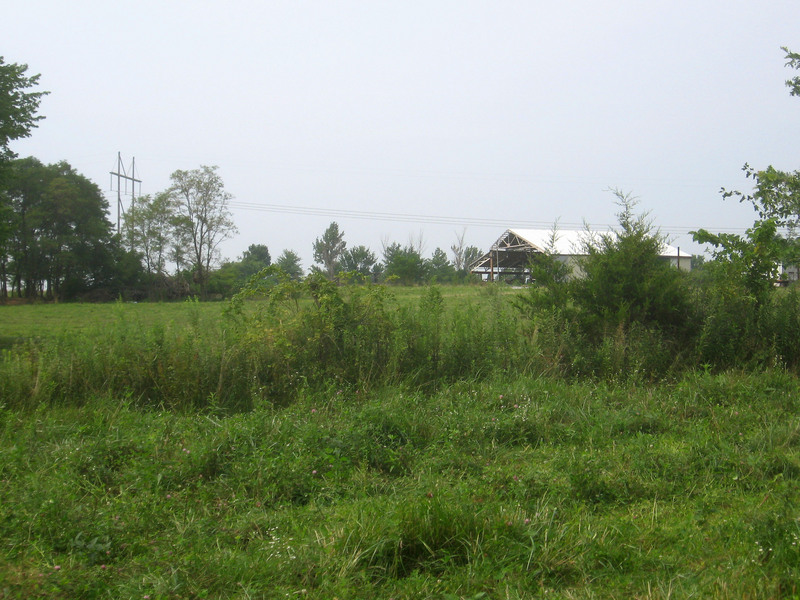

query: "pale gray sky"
left=4, top=1, right=800, bottom=269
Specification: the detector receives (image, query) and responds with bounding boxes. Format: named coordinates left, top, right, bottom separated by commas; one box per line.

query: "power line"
left=226, top=200, right=754, bottom=237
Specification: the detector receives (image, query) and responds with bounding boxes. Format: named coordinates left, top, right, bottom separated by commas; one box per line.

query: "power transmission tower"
left=109, top=152, right=142, bottom=245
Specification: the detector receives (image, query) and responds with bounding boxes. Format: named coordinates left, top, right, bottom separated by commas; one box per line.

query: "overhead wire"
left=226, top=200, right=754, bottom=237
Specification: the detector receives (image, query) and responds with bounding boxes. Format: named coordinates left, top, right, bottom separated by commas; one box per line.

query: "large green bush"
left=573, top=192, right=695, bottom=342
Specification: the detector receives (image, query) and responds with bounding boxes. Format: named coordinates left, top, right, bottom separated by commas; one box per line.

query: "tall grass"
left=5, top=276, right=800, bottom=411
left=0, top=282, right=529, bottom=410
left=2, top=373, right=799, bottom=597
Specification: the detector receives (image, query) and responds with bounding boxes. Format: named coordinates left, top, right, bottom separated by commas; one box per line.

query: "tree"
left=0, top=57, right=48, bottom=166
left=427, top=247, right=455, bottom=282
left=1, top=58, right=48, bottom=295
left=169, top=165, right=237, bottom=299
left=205, top=244, right=271, bottom=298
left=515, top=223, right=573, bottom=316
left=383, top=242, right=428, bottom=284
left=450, top=245, right=483, bottom=282
left=450, top=230, right=468, bottom=272
left=239, top=243, right=271, bottom=279
left=695, top=47, right=800, bottom=300
left=463, top=246, right=482, bottom=269
left=720, top=48, right=800, bottom=231
left=123, top=191, right=175, bottom=280
left=783, top=46, right=800, bottom=97
left=275, top=249, right=304, bottom=280
left=313, top=222, right=346, bottom=279
left=206, top=260, right=243, bottom=298
left=339, top=244, right=377, bottom=280
left=3, top=157, right=138, bottom=300
left=693, top=219, right=785, bottom=309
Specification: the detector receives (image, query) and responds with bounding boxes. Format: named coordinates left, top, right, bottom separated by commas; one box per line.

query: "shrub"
left=573, top=191, right=694, bottom=341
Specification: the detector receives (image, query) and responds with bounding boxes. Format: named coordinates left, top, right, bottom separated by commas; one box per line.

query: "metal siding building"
left=471, top=228, right=692, bottom=282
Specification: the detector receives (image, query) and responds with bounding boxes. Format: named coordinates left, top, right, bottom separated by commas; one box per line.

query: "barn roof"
left=504, top=228, right=684, bottom=258
left=470, top=228, right=689, bottom=278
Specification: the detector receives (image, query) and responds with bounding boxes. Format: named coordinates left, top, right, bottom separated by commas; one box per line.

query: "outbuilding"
left=470, top=228, right=692, bottom=283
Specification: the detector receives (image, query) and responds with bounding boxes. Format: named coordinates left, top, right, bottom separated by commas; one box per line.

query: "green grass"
left=0, top=285, right=508, bottom=345
left=2, top=371, right=799, bottom=598
left=0, top=300, right=223, bottom=341
left=2, top=290, right=800, bottom=597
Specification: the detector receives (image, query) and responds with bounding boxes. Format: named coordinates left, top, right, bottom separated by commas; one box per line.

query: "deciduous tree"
left=695, top=47, right=800, bottom=301
left=313, top=222, right=346, bottom=279
left=0, top=57, right=48, bottom=166
left=719, top=49, right=800, bottom=233
left=339, top=244, right=377, bottom=280
left=123, top=191, right=175, bottom=279
left=4, top=158, right=136, bottom=300
left=169, top=165, right=237, bottom=299
left=0, top=57, right=48, bottom=296
left=383, top=242, right=427, bottom=284
left=239, top=243, right=271, bottom=279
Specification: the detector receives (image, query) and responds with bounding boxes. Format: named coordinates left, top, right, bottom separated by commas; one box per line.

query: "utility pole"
left=109, top=152, right=142, bottom=248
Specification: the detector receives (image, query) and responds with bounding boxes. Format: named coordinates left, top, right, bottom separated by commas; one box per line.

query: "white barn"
left=470, top=228, right=692, bottom=283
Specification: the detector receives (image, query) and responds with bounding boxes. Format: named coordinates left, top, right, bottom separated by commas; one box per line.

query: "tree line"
left=207, top=222, right=483, bottom=299
left=0, top=152, right=485, bottom=301
left=0, top=56, right=487, bottom=301
left=3, top=48, right=800, bottom=305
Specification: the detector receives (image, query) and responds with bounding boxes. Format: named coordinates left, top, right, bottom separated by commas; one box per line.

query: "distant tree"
left=206, top=260, right=243, bottom=298
left=313, top=222, right=346, bottom=279
left=464, top=246, right=482, bottom=269
left=339, top=244, right=377, bottom=280
left=450, top=230, right=468, bottom=272
left=123, top=191, right=175, bottom=280
left=3, top=157, right=136, bottom=300
left=370, top=261, right=384, bottom=282
left=169, top=225, right=192, bottom=275
left=0, top=198, right=10, bottom=297
left=169, top=165, right=237, bottom=299
left=205, top=244, right=272, bottom=297
left=275, top=249, right=304, bottom=280
left=239, top=243, right=271, bottom=279
left=383, top=242, right=428, bottom=284
left=427, top=247, right=455, bottom=282
left=456, top=245, right=482, bottom=281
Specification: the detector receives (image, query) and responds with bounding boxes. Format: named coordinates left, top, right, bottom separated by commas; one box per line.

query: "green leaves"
left=575, top=190, right=692, bottom=337
left=0, top=57, right=48, bottom=163
left=169, top=165, right=238, bottom=298
left=3, top=158, right=124, bottom=300
left=782, top=45, right=800, bottom=97
left=312, top=221, right=346, bottom=279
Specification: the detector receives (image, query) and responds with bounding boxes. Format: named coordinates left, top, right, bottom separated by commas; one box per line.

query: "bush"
left=573, top=191, right=694, bottom=341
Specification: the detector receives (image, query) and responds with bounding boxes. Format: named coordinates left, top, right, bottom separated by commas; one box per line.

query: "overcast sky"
left=4, top=1, right=800, bottom=269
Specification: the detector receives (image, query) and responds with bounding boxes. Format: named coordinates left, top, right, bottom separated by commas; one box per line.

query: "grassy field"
left=0, top=285, right=510, bottom=343
left=1, top=292, right=799, bottom=598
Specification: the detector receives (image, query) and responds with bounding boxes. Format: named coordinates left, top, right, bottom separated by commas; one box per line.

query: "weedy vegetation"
left=5, top=47, right=800, bottom=599
left=3, top=202, right=800, bottom=598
